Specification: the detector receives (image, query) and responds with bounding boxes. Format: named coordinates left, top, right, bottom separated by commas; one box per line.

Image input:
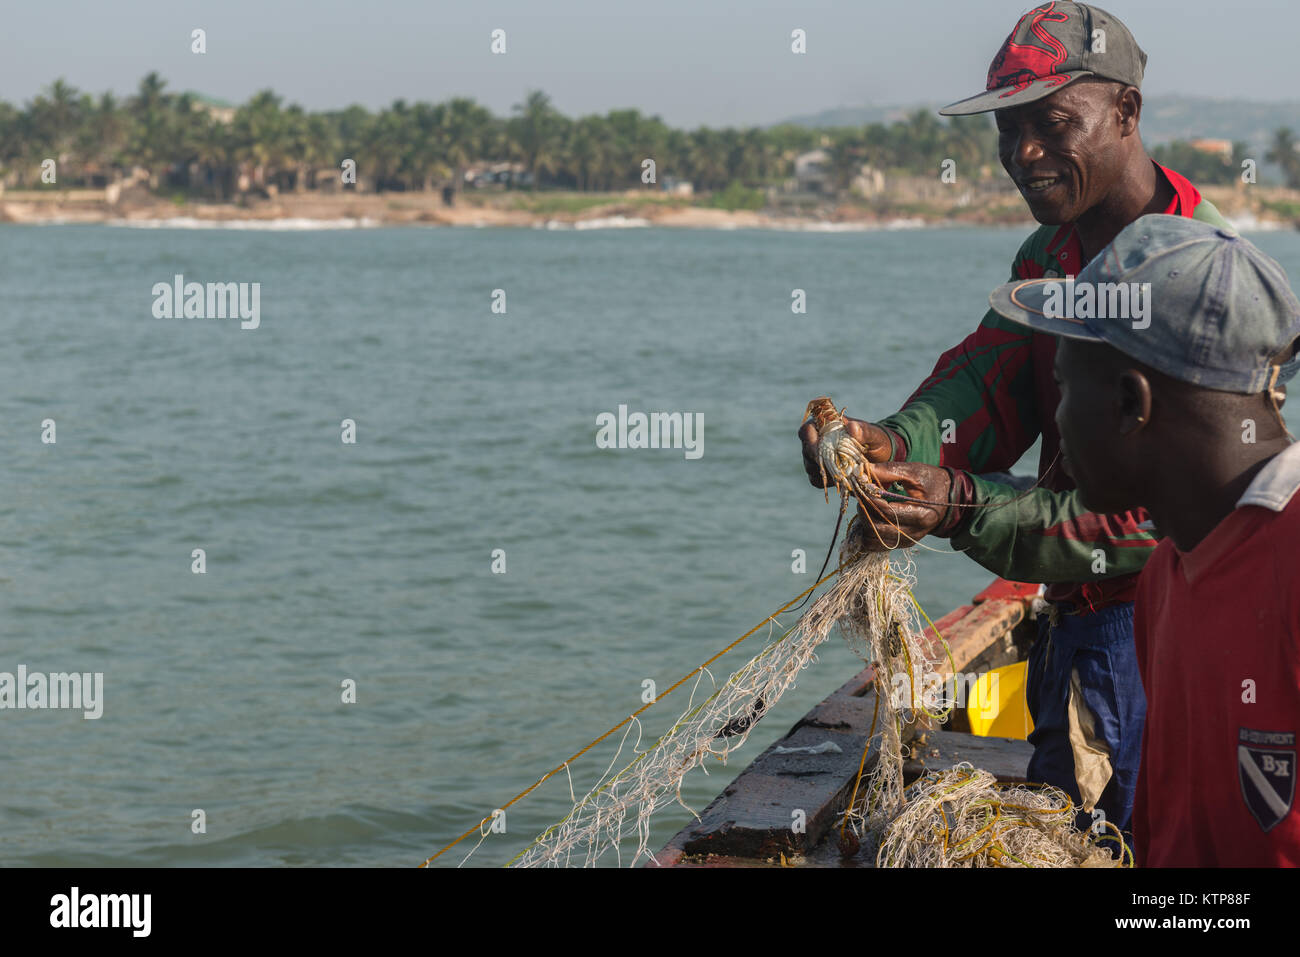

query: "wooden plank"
left=652, top=692, right=881, bottom=865
left=902, top=729, right=1035, bottom=783
left=921, top=598, right=1025, bottom=677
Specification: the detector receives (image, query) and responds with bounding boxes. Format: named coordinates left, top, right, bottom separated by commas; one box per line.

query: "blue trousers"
left=1025, top=601, right=1146, bottom=837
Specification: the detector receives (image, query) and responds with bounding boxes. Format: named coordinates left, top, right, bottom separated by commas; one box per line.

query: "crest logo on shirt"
left=1238, top=728, right=1295, bottom=832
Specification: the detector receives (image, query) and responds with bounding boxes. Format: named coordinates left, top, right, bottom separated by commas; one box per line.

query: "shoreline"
left=2, top=187, right=1297, bottom=232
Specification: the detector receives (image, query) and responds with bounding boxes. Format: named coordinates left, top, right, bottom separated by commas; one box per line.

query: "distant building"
left=794, top=149, right=832, bottom=194
left=464, top=162, right=530, bottom=188
left=851, top=165, right=886, bottom=199
left=1188, top=138, right=1233, bottom=159
left=187, top=93, right=236, bottom=125
left=662, top=176, right=693, bottom=196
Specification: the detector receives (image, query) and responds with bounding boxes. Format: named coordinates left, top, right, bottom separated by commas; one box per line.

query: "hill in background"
left=776, top=93, right=1299, bottom=158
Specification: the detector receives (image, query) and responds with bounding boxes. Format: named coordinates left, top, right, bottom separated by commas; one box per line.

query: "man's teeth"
left=1026, top=178, right=1058, bottom=191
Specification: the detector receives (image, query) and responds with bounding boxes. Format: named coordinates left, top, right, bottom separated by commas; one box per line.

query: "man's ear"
left=1117, top=368, right=1152, bottom=433
left=1117, top=85, right=1141, bottom=137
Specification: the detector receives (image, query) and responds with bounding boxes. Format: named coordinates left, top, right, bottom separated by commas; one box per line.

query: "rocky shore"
left=2, top=185, right=1297, bottom=231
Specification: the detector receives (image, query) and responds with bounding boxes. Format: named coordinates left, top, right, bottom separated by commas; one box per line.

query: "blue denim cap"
left=988, top=214, right=1300, bottom=394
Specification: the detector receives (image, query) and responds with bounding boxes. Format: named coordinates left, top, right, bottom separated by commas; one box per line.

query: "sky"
left=3, top=0, right=1297, bottom=127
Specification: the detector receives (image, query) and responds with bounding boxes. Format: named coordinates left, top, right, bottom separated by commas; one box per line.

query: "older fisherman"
left=799, top=2, right=1252, bottom=835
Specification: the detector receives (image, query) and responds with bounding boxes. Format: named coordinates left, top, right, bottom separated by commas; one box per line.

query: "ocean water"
left=3, top=222, right=1297, bottom=867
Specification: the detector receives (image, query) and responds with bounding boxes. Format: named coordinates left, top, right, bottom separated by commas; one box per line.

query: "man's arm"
left=947, top=475, right=1157, bottom=582
left=877, top=304, right=1043, bottom=471
left=876, top=225, right=1057, bottom=470
left=847, top=462, right=1159, bottom=586
left=801, top=231, right=1053, bottom=480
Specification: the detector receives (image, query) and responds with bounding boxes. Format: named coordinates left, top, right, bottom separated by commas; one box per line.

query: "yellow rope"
left=839, top=584, right=955, bottom=838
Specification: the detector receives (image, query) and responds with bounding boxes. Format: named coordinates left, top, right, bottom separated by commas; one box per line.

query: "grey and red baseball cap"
left=940, top=2, right=1147, bottom=116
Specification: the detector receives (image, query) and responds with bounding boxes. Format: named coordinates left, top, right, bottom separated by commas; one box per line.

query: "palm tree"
left=369, top=100, right=415, bottom=191
left=828, top=128, right=870, bottom=193
left=0, top=101, right=22, bottom=175
left=76, top=92, right=128, bottom=184
left=303, top=112, right=340, bottom=192
left=231, top=90, right=289, bottom=192
left=686, top=128, right=728, bottom=192
left=443, top=98, right=492, bottom=196
left=278, top=104, right=314, bottom=191
left=126, top=72, right=172, bottom=186
left=1266, top=128, right=1300, bottom=189
left=328, top=104, right=374, bottom=187
left=509, top=90, right=561, bottom=189
left=566, top=115, right=613, bottom=191
left=25, top=78, right=84, bottom=182
left=944, top=114, right=993, bottom=173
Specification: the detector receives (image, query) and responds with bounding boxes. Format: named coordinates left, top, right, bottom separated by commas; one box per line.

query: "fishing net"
left=876, top=766, right=1120, bottom=867
left=502, top=530, right=1126, bottom=868
left=832, top=528, right=1128, bottom=867
left=508, top=540, right=902, bottom=867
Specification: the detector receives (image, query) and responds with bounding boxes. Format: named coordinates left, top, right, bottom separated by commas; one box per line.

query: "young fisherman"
left=979, top=214, right=1300, bottom=863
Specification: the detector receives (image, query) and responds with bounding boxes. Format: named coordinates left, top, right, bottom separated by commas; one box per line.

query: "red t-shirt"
left=1132, top=443, right=1300, bottom=866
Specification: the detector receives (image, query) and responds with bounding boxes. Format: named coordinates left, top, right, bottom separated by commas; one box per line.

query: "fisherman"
left=983, top=214, right=1300, bottom=864
left=799, top=2, right=1257, bottom=835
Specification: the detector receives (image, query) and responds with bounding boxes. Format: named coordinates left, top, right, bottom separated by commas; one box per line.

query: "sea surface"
left=3, top=222, right=1297, bottom=867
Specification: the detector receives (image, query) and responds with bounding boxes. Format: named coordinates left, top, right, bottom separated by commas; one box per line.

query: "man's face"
left=995, top=81, right=1128, bottom=225
left=1053, top=337, right=1139, bottom=513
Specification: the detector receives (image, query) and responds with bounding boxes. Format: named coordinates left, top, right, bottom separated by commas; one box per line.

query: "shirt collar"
left=1154, top=162, right=1203, bottom=218
left=1176, top=444, right=1300, bottom=582
left=1048, top=164, right=1197, bottom=276
left=1237, top=441, right=1300, bottom=512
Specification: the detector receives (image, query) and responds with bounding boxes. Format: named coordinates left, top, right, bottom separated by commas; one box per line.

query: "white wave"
left=750, top=218, right=948, bottom=233
left=540, top=215, right=651, bottom=230
left=1231, top=213, right=1292, bottom=233
left=762, top=220, right=879, bottom=232
left=108, top=216, right=381, bottom=231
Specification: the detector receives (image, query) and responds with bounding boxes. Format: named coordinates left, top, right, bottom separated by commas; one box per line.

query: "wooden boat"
left=656, top=578, right=1043, bottom=867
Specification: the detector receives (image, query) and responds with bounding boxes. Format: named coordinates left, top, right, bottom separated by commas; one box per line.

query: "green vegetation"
left=707, top=181, right=765, bottom=211
left=1266, top=128, right=1300, bottom=190
left=0, top=75, right=1001, bottom=202
left=1150, top=129, right=1300, bottom=189
left=3, top=74, right=1296, bottom=205
left=1260, top=198, right=1300, bottom=222
left=504, top=192, right=673, bottom=215
left=1150, top=139, right=1251, bottom=186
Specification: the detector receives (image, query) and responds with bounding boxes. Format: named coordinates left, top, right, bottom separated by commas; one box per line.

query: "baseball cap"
left=987, top=215, right=1300, bottom=394
left=940, top=2, right=1146, bottom=116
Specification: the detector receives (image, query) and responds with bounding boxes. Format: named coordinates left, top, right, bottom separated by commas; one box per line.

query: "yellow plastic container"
left=966, top=661, right=1034, bottom=740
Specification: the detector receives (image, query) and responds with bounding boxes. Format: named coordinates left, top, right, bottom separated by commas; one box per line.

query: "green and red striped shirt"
left=878, top=164, right=1229, bottom=611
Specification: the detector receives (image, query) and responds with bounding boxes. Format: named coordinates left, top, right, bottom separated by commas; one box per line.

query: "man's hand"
left=798, top=414, right=894, bottom=488
left=851, top=461, right=952, bottom=551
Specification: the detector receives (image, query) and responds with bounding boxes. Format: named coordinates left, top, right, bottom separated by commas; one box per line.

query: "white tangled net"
left=502, top=534, right=1124, bottom=868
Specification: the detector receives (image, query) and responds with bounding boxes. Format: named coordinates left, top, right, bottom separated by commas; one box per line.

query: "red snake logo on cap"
left=986, top=2, right=1072, bottom=98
